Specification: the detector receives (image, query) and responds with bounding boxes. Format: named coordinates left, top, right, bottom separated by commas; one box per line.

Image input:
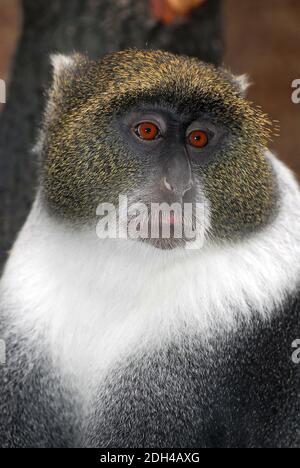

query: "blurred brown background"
left=0, top=0, right=299, bottom=175
left=224, top=0, right=300, bottom=178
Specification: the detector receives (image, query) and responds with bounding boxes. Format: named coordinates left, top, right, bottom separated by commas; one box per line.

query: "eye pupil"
left=135, top=122, right=159, bottom=140
left=188, top=130, right=208, bottom=148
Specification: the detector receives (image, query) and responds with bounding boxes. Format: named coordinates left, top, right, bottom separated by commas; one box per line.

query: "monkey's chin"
left=139, top=237, right=186, bottom=250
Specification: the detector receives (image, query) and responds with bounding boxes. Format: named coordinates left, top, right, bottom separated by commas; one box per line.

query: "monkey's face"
left=43, top=50, right=277, bottom=250
left=113, top=105, right=224, bottom=249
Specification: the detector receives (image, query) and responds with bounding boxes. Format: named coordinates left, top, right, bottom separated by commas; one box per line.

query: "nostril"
left=163, top=176, right=175, bottom=192
left=184, top=181, right=193, bottom=194
left=162, top=177, right=193, bottom=196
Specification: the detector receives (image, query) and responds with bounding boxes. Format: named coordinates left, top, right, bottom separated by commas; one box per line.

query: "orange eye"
left=135, top=122, right=159, bottom=140
left=188, top=130, right=208, bottom=148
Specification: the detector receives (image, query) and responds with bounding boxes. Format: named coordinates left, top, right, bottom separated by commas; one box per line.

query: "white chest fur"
left=1, top=152, right=300, bottom=395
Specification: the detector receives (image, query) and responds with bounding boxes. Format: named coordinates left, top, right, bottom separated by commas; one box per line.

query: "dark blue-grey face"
left=114, top=104, right=230, bottom=249
left=117, top=104, right=227, bottom=205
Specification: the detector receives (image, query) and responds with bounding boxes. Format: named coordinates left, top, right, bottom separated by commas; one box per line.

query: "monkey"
left=0, top=49, right=300, bottom=448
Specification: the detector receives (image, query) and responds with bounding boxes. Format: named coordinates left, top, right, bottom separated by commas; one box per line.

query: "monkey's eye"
left=134, top=122, right=160, bottom=141
left=187, top=130, right=208, bottom=148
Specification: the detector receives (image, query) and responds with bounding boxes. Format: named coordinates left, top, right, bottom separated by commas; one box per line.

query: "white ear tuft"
left=50, top=54, right=75, bottom=79
left=235, top=74, right=251, bottom=96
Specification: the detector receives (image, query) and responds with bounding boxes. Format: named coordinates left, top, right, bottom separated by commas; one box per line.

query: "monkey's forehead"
left=51, top=49, right=271, bottom=145
left=95, top=49, right=238, bottom=108
left=79, top=50, right=271, bottom=140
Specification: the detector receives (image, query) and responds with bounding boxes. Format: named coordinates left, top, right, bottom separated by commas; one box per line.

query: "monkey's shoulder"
left=0, top=317, right=80, bottom=448
left=87, top=290, right=300, bottom=448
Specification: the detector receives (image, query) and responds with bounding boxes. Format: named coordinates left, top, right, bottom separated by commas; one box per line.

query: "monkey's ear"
left=233, top=74, right=251, bottom=97
left=223, top=68, right=251, bottom=97
left=46, top=53, right=88, bottom=120
left=50, top=53, right=85, bottom=90
left=51, top=54, right=77, bottom=79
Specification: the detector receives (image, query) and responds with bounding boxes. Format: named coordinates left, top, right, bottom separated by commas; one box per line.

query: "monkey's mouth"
left=126, top=209, right=199, bottom=250
left=142, top=236, right=186, bottom=250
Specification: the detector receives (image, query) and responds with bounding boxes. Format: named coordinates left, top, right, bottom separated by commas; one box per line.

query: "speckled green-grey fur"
left=41, top=49, right=277, bottom=240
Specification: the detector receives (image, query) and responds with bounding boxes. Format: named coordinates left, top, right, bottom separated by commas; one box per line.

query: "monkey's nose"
left=162, top=176, right=193, bottom=197
left=161, top=147, right=193, bottom=198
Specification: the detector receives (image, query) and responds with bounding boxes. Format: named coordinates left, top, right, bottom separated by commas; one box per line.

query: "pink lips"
left=168, top=213, right=176, bottom=225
